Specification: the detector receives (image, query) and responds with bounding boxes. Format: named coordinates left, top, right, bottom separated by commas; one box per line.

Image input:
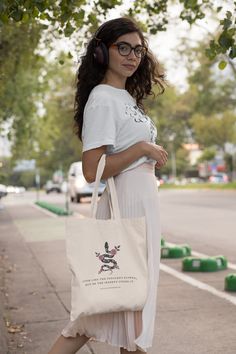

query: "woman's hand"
left=142, top=142, right=168, bottom=169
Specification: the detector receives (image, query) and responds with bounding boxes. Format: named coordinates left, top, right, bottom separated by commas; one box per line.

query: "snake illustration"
left=95, top=241, right=120, bottom=274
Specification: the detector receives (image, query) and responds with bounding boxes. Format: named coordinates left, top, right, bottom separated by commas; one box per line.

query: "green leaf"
left=61, top=12, right=71, bottom=23
left=222, top=18, right=232, bottom=30
left=73, top=10, right=85, bottom=22
left=11, top=8, right=24, bottom=22
left=32, top=7, right=39, bottom=18
left=0, top=13, right=9, bottom=24
left=205, top=48, right=216, bottom=60
left=186, top=0, right=198, bottom=8
left=218, top=31, right=233, bottom=49
left=35, top=2, right=47, bottom=13
left=22, top=12, right=30, bottom=23
left=64, top=22, right=75, bottom=37
left=218, top=61, right=227, bottom=70
left=88, top=13, right=97, bottom=26
left=229, top=45, right=236, bottom=59
left=59, top=60, right=64, bottom=65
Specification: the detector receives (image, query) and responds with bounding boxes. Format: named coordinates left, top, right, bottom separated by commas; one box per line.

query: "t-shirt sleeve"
left=82, top=103, right=116, bottom=152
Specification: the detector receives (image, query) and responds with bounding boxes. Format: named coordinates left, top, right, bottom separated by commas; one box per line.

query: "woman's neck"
left=100, top=71, right=126, bottom=90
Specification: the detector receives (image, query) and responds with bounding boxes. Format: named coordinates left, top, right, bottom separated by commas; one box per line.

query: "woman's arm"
left=82, top=141, right=168, bottom=183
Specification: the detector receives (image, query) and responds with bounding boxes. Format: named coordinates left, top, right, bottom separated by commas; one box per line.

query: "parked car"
left=14, top=186, right=26, bottom=193
left=208, top=173, right=229, bottom=184
left=0, top=184, right=7, bottom=199
left=44, top=180, right=62, bottom=194
left=68, top=161, right=106, bottom=203
left=6, top=185, right=16, bottom=193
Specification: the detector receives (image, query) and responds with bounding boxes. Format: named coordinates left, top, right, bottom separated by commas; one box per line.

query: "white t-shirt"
left=82, top=84, right=157, bottom=173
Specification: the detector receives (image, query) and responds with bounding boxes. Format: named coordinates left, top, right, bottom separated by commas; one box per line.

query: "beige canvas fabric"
left=65, top=154, right=148, bottom=321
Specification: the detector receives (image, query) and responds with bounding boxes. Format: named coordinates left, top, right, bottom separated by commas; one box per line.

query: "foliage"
left=33, top=52, right=81, bottom=175
left=0, top=21, right=45, bottom=158
left=190, top=111, right=236, bottom=151
left=0, top=0, right=235, bottom=64
left=197, top=147, right=216, bottom=162
left=146, top=85, right=190, bottom=152
left=146, top=86, right=191, bottom=176
left=181, top=35, right=236, bottom=167
left=205, top=9, right=236, bottom=67
left=224, top=152, right=234, bottom=174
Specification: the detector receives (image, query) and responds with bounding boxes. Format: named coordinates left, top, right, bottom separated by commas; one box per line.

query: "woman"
left=49, top=17, right=168, bottom=354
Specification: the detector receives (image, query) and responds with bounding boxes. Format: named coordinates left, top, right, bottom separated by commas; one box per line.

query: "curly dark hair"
left=74, top=17, right=167, bottom=141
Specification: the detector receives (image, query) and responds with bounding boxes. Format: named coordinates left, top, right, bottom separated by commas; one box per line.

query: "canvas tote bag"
left=65, top=154, right=148, bottom=321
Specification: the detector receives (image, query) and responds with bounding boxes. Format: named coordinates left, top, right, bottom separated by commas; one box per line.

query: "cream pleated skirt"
left=61, top=162, right=161, bottom=352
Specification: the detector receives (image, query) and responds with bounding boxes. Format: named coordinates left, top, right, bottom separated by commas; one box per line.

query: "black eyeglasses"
left=110, top=41, right=147, bottom=58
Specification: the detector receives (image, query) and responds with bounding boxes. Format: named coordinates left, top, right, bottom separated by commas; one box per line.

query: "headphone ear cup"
left=93, top=42, right=109, bottom=66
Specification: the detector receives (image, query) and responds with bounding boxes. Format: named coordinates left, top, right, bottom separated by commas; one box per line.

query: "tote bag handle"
left=90, top=154, right=121, bottom=220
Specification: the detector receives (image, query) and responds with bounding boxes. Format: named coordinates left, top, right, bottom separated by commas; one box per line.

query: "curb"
left=225, top=274, right=236, bottom=291
left=161, top=244, right=191, bottom=259
left=35, top=201, right=73, bottom=216
left=183, top=255, right=228, bottom=272
left=0, top=258, right=8, bottom=353
left=0, top=294, right=8, bottom=354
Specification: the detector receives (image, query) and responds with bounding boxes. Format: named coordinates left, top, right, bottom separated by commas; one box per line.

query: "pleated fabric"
left=61, top=162, right=161, bottom=352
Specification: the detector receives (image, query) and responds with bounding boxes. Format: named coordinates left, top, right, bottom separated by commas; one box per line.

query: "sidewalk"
left=0, top=202, right=122, bottom=354
left=1, top=200, right=236, bottom=354
left=0, top=203, right=71, bottom=353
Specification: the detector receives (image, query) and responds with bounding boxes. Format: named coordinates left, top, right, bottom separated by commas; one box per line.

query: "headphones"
left=93, top=21, right=111, bottom=67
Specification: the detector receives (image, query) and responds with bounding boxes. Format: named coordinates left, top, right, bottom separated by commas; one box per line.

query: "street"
left=0, top=189, right=236, bottom=354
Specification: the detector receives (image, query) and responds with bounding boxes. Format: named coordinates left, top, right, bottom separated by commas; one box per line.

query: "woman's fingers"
left=156, top=150, right=168, bottom=169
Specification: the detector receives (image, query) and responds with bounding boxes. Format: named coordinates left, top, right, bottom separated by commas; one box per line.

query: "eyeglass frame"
left=110, top=41, right=147, bottom=59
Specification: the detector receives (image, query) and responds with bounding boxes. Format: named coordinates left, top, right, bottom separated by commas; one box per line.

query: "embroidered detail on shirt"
left=125, top=103, right=157, bottom=143
left=125, top=104, right=148, bottom=123
left=149, top=118, right=157, bottom=143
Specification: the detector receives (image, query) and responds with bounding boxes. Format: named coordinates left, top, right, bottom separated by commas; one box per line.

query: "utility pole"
left=35, top=168, right=40, bottom=202
left=169, top=133, right=176, bottom=183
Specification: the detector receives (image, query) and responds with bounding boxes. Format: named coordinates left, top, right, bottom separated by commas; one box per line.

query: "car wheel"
left=76, top=194, right=81, bottom=203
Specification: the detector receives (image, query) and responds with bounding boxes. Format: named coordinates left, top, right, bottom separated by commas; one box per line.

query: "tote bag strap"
left=90, top=154, right=121, bottom=220
left=106, top=177, right=121, bottom=220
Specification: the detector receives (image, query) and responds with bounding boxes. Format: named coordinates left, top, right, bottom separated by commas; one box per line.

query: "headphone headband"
left=93, top=19, right=116, bottom=42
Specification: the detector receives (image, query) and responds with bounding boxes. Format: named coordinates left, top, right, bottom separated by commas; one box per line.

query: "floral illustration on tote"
left=95, top=241, right=120, bottom=274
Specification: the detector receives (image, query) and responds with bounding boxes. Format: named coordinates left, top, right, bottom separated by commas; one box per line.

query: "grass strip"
left=159, top=182, right=236, bottom=190
left=35, top=201, right=73, bottom=216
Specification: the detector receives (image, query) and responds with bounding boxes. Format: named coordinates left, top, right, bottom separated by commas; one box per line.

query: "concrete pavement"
left=0, top=194, right=236, bottom=353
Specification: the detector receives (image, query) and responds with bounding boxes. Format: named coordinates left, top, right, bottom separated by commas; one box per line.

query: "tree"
left=0, top=21, right=45, bottom=157
left=197, top=147, right=216, bottom=163
left=146, top=84, right=191, bottom=151
left=190, top=111, right=236, bottom=153
left=184, top=36, right=236, bottom=178
left=180, top=31, right=236, bottom=151
left=0, top=1, right=235, bottom=65
left=33, top=52, right=81, bottom=176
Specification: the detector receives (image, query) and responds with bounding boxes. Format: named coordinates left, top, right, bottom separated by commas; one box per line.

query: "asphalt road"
left=24, top=188, right=236, bottom=262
